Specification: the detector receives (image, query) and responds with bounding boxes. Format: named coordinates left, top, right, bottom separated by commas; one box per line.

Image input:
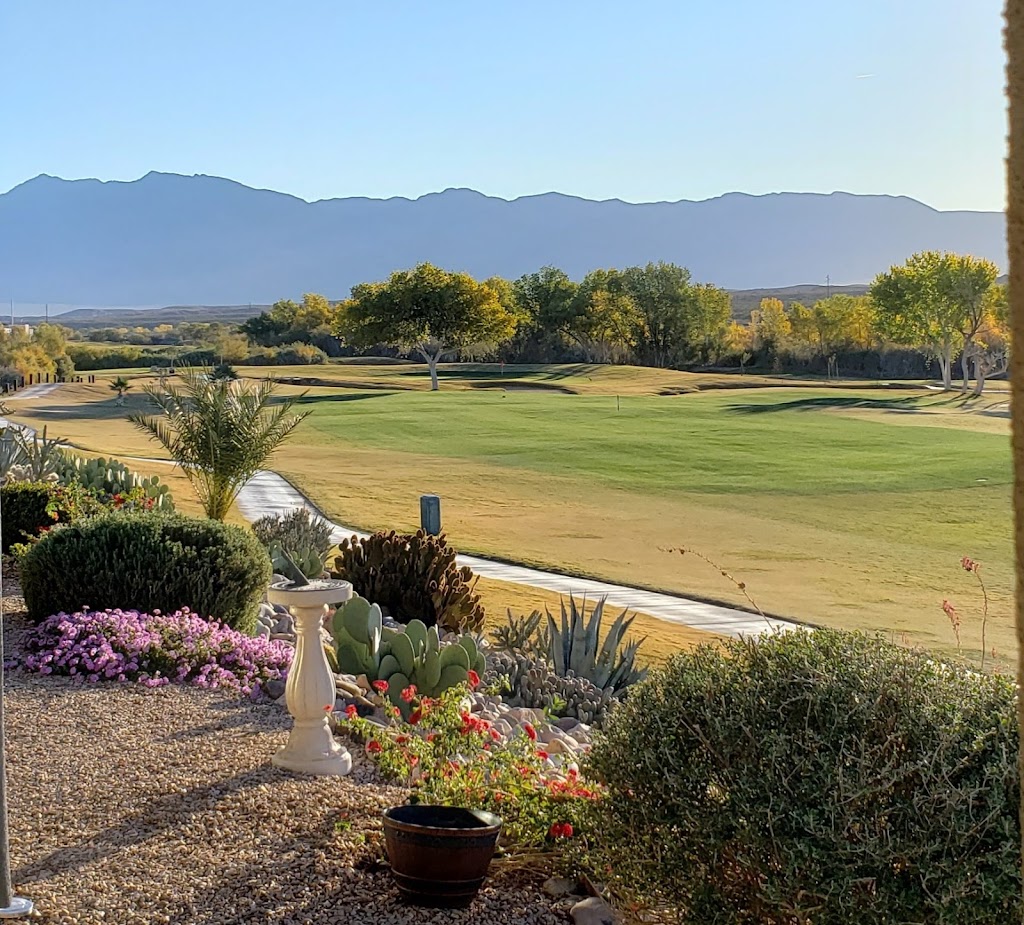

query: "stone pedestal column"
left=267, top=579, right=353, bottom=776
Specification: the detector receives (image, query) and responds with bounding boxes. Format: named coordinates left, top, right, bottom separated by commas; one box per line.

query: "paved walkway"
left=236, top=470, right=797, bottom=638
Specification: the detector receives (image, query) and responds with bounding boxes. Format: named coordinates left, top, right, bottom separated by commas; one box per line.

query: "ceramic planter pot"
left=383, top=805, right=502, bottom=907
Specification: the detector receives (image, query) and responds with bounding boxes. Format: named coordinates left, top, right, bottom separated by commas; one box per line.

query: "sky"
left=0, top=0, right=1008, bottom=211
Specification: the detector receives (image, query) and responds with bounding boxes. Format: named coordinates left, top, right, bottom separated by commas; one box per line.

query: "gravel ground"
left=0, top=582, right=569, bottom=925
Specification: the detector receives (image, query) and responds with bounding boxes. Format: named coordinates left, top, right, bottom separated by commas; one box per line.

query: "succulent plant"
left=491, top=609, right=550, bottom=659
left=332, top=529, right=485, bottom=633
left=330, top=593, right=486, bottom=716
left=547, top=594, right=647, bottom=695
left=14, top=426, right=68, bottom=481
left=253, top=508, right=334, bottom=559
left=55, top=454, right=175, bottom=512
left=269, top=541, right=328, bottom=587
left=486, top=650, right=616, bottom=727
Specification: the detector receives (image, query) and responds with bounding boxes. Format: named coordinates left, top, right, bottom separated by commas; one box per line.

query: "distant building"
left=1, top=324, right=33, bottom=338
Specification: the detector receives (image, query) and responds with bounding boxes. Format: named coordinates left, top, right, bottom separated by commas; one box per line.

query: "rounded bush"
left=20, top=512, right=271, bottom=634
left=587, top=630, right=1020, bottom=925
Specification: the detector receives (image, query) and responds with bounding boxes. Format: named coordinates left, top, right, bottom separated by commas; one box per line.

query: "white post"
left=267, top=580, right=353, bottom=776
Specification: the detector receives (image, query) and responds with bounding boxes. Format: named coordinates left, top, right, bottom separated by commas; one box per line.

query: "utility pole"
left=826, top=275, right=832, bottom=298
left=44, top=304, right=48, bottom=324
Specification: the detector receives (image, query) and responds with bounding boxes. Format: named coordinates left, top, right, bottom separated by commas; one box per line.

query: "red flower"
left=467, top=669, right=480, bottom=689
left=323, top=704, right=333, bottom=713
left=536, top=750, right=549, bottom=760
left=366, top=740, right=383, bottom=755
left=395, top=735, right=409, bottom=745
left=961, top=556, right=979, bottom=573
left=523, top=722, right=537, bottom=741
left=400, top=684, right=417, bottom=703
left=548, top=822, right=574, bottom=839
left=408, top=708, right=423, bottom=725
left=490, top=728, right=501, bottom=741
left=425, top=732, right=437, bottom=743
left=372, top=680, right=389, bottom=693
left=344, top=704, right=358, bottom=719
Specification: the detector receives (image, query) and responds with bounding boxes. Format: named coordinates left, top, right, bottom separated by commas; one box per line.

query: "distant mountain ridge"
left=0, top=172, right=1007, bottom=306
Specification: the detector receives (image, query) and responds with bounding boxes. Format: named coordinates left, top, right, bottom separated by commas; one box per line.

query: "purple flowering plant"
left=19, top=607, right=291, bottom=695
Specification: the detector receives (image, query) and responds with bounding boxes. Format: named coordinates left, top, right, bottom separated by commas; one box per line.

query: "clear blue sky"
left=1, top=0, right=1007, bottom=210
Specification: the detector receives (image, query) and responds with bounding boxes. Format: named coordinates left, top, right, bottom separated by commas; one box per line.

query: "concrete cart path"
left=236, top=469, right=798, bottom=639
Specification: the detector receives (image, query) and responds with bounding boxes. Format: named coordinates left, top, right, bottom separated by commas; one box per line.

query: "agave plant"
left=129, top=368, right=309, bottom=520
left=0, top=428, right=24, bottom=481
left=547, top=594, right=647, bottom=695
left=13, top=426, right=68, bottom=481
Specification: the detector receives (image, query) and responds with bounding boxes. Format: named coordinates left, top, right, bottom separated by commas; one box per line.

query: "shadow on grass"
left=726, top=395, right=970, bottom=415
left=398, top=363, right=603, bottom=382
left=288, top=391, right=397, bottom=406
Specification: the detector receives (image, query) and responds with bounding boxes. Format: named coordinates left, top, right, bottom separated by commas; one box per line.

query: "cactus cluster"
left=332, top=529, right=485, bottom=633
left=486, top=650, right=615, bottom=727
left=56, top=454, right=175, bottom=512
left=491, top=609, right=549, bottom=659
left=331, top=593, right=486, bottom=714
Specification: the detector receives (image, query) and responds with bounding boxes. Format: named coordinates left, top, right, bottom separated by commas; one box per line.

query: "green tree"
left=129, top=369, right=310, bottom=520
left=751, top=297, right=792, bottom=368
left=620, top=262, right=697, bottom=367
left=870, top=251, right=999, bottom=391
left=338, top=263, right=518, bottom=390
left=689, top=283, right=732, bottom=363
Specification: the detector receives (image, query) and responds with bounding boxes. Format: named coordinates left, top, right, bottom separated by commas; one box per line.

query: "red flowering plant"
left=335, top=680, right=601, bottom=853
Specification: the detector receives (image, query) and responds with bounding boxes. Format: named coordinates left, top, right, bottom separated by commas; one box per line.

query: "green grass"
left=7, top=365, right=1013, bottom=665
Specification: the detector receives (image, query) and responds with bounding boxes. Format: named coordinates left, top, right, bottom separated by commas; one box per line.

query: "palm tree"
left=129, top=368, right=310, bottom=520
left=109, top=376, right=131, bottom=405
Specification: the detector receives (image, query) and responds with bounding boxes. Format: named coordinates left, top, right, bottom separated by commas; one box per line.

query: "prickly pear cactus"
left=56, top=454, right=175, bottom=512
left=329, top=593, right=487, bottom=717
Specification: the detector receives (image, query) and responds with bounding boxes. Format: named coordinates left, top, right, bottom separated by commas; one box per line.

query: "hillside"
left=0, top=172, right=1006, bottom=306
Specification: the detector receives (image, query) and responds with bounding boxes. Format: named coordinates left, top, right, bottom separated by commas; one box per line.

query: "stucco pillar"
left=1005, top=0, right=1024, bottom=891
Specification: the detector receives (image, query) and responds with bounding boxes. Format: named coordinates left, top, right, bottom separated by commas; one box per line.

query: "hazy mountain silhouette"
left=0, top=172, right=1006, bottom=306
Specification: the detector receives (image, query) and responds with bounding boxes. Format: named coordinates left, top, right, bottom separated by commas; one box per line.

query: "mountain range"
left=0, top=172, right=1007, bottom=307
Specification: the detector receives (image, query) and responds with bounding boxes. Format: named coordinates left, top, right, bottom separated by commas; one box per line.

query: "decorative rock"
left=555, top=716, right=581, bottom=732
left=257, top=603, right=277, bottom=627
left=264, top=678, right=286, bottom=700
left=570, top=897, right=621, bottom=925
left=543, top=877, right=577, bottom=898
left=254, top=623, right=271, bottom=639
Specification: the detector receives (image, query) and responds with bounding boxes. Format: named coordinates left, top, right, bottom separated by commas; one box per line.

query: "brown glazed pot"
left=382, top=805, right=502, bottom=907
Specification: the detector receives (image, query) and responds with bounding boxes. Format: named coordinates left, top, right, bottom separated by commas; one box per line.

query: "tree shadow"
left=287, top=392, right=397, bottom=406
left=727, top=395, right=931, bottom=415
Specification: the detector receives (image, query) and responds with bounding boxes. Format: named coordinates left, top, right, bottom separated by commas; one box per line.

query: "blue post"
left=420, top=495, right=442, bottom=536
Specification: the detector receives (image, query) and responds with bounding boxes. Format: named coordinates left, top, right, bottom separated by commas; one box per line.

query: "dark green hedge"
left=1, top=481, right=94, bottom=552
left=20, top=512, right=271, bottom=633
left=587, top=629, right=1020, bottom=925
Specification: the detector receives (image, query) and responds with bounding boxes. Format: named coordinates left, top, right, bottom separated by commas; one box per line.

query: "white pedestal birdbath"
left=267, top=578, right=353, bottom=776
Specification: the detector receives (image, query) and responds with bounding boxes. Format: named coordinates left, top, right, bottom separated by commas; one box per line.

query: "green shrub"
left=332, top=530, right=485, bottom=633
left=1, top=481, right=96, bottom=552
left=587, top=630, right=1020, bottom=925
left=20, top=512, right=271, bottom=633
